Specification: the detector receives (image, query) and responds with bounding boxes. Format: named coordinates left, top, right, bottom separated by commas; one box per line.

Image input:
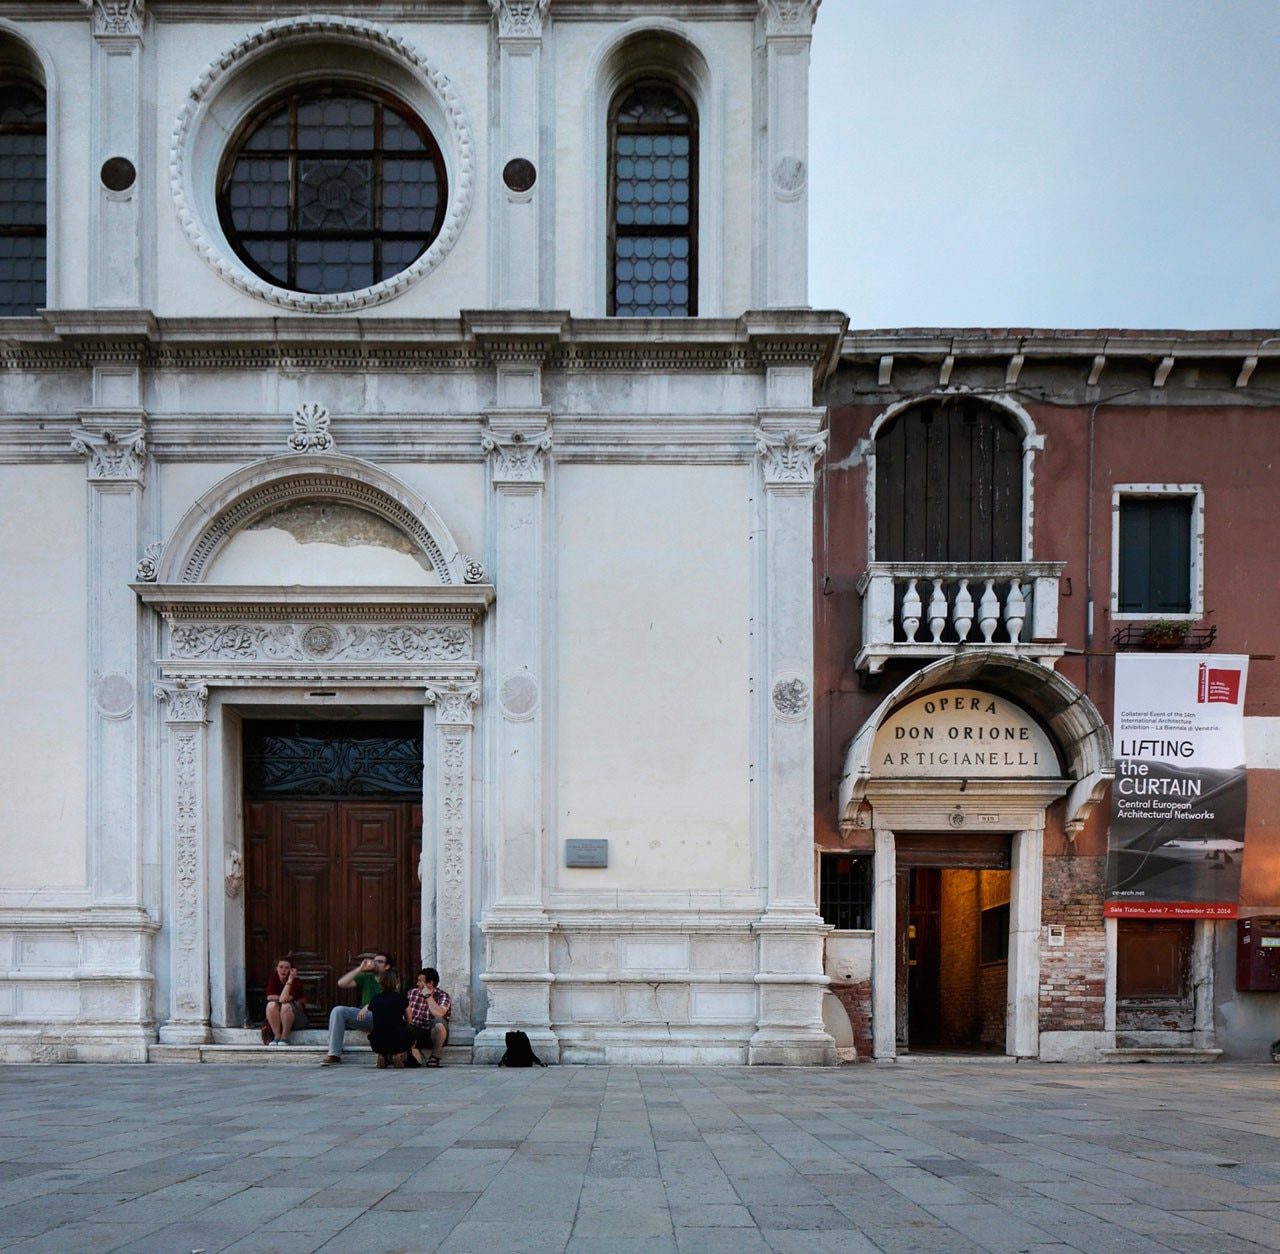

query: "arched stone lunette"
left=839, top=653, right=1113, bottom=837
left=153, top=454, right=468, bottom=586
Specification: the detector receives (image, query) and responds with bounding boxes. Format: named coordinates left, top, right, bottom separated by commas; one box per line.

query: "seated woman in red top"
left=263, top=958, right=309, bottom=1046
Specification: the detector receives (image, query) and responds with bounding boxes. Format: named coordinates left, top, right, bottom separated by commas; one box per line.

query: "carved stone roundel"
left=499, top=673, right=538, bottom=721
left=771, top=676, right=811, bottom=720
left=301, top=625, right=338, bottom=658
left=95, top=673, right=135, bottom=719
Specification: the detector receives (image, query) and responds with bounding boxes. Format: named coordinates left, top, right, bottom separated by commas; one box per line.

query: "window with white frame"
left=1111, top=485, right=1204, bottom=618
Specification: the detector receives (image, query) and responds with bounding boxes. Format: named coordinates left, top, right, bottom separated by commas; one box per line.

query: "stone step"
left=149, top=1033, right=473, bottom=1066
left=1101, top=1047, right=1222, bottom=1064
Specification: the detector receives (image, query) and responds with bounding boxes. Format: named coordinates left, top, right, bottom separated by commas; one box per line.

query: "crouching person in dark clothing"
left=366, top=970, right=415, bottom=1069
left=407, top=967, right=451, bottom=1068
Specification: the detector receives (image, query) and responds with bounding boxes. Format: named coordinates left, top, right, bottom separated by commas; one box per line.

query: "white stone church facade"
left=0, top=0, right=844, bottom=1064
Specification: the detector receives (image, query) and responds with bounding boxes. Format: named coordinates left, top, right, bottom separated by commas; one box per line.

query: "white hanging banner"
left=1106, top=653, right=1249, bottom=918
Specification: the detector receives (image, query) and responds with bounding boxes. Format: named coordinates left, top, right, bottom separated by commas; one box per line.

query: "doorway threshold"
left=891, top=1051, right=1018, bottom=1064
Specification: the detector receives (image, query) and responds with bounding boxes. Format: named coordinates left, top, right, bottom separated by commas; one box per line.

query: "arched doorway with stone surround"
left=838, top=655, right=1113, bottom=1059
left=134, top=454, right=493, bottom=1045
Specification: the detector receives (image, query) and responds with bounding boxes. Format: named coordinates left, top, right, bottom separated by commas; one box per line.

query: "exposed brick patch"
left=1040, top=854, right=1107, bottom=1031
left=831, top=980, right=874, bottom=1061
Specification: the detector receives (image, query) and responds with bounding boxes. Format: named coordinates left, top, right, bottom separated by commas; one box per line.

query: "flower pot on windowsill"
left=1142, top=621, right=1191, bottom=650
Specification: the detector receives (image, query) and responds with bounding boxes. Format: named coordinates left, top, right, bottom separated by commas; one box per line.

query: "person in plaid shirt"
left=407, top=966, right=450, bottom=1067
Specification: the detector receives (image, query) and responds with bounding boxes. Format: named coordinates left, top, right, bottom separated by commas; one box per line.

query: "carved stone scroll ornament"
left=756, top=428, right=826, bottom=486
left=481, top=428, right=552, bottom=484
left=225, top=849, right=244, bottom=898
left=489, top=0, right=550, bottom=38
left=168, top=623, right=472, bottom=663
left=136, top=541, right=162, bottom=582
left=462, top=556, right=487, bottom=584
left=426, top=682, right=481, bottom=727
left=759, top=0, right=821, bottom=36
left=71, top=426, right=147, bottom=484
left=83, top=0, right=145, bottom=38
left=287, top=402, right=335, bottom=454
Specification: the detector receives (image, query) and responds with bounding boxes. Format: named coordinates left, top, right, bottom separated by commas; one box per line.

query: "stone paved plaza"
left=2, top=1061, right=1280, bottom=1252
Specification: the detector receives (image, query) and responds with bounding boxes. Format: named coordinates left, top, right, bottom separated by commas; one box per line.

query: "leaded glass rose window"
left=217, top=85, right=447, bottom=296
left=608, top=81, right=697, bottom=317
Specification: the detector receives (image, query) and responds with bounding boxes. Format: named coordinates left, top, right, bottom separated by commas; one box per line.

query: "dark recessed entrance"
left=896, top=833, right=1011, bottom=1053
left=243, top=719, right=423, bottom=1021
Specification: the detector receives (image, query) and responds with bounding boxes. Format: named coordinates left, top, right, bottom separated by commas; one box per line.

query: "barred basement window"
left=0, top=80, right=46, bottom=316
left=820, top=854, right=872, bottom=931
left=608, top=81, right=697, bottom=317
left=217, top=85, right=447, bottom=296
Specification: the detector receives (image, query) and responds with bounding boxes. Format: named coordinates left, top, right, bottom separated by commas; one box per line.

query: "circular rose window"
left=217, top=84, right=447, bottom=296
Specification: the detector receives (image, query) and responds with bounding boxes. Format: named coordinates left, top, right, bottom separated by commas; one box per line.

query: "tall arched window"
left=0, top=79, right=47, bottom=316
left=875, top=398, right=1024, bottom=562
left=608, top=81, right=696, bottom=317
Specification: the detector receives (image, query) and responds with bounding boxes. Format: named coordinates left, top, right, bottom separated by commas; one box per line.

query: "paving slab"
left=3, top=1061, right=1280, bottom=1251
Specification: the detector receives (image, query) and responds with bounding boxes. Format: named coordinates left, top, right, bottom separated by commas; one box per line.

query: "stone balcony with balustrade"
left=854, top=562, right=1068, bottom=674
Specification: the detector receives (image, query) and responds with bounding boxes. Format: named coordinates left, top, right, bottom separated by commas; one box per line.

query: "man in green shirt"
left=320, top=951, right=393, bottom=1065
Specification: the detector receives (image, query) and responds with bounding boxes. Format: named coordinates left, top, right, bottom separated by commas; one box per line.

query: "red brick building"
left=815, top=328, right=1280, bottom=1062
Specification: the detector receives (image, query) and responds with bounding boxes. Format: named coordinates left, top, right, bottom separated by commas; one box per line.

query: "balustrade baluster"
left=952, top=577, right=973, bottom=641
left=978, top=578, right=999, bottom=643
left=927, top=578, right=948, bottom=643
left=1004, top=580, right=1027, bottom=643
left=901, top=578, right=921, bottom=642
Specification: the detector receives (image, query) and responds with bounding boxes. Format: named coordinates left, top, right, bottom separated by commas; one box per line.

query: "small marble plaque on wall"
left=565, top=839, right=608, bottom=868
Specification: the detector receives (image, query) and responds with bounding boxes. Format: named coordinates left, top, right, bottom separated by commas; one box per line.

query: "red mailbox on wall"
left=1236, top=918, right=1280, bottom=991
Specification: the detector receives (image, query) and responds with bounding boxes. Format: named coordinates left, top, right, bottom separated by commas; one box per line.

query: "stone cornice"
left=135, top=584, right=495, bottom=621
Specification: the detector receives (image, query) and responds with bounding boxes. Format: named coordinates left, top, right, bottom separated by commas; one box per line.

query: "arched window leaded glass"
left=217, top=85, right=447, bottom=296
left=0, top=81, right=47, bottom=316
left=609, top=81, right=697, bottom=317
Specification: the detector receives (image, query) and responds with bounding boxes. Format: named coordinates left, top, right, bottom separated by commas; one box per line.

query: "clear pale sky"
left=808, top=1, right=1280, bottom=331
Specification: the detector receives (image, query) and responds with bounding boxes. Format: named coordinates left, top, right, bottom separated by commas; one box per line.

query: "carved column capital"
left=482, top=424, right=552, bottom=486
left=83, top=0, right=145, bottom=38
left=759, top=0, right=821, bottom=37
left=756, top=427, right=826, bottom=487
left=71, top=422, right=147, bottom=485
left=489, top=0, right=550, bottom=38
left=426, top=682, right=481, bottom=727
left=157, top=680, right=209, bottom=725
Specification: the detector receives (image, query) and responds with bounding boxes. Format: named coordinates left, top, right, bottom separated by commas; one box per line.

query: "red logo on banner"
left=1198, top=664, right=1242, bottom=705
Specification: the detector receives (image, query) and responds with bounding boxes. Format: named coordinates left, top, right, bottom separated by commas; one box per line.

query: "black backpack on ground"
left=498, top=1029, right=545, bottom=1067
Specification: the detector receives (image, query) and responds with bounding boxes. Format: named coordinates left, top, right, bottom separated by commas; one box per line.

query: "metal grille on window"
left=242, top=720, right=424, bottom=798
left=820, top=854, right=872, bottom=931
left=218, top=87, right=447, bottom=296
left=609, top=82, right=696, bottom=317
left=0, top=82, right=47, bottom=316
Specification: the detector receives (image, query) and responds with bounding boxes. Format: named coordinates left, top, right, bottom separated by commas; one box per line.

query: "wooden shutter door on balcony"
left=876, top=399, right=1023, bottom=562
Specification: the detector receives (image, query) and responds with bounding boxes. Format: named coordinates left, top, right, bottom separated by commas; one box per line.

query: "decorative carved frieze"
left=287, top=402, right=334, bottom=454
left=426, top=682, right=481, bottom=727
left=156, top=680, right=208, bottom=724
left=759, top=0, right=821, bottom=37
left=71, top=425, right=147, bottom=484
left=489, top=0, right=550, bottom=38
left=85, top=0, right=144, bottom=39
left=171, top=723, right=202, bottom=1013
left=756, top=428, right=826, bottom=486
left=438, top=730, right=468, bottom=928
left=167, top=622, right=472, bottom=664
left=482, top=427, right=552, bottom=485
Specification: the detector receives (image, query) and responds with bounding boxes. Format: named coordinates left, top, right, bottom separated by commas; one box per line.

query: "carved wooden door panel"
left=242, top=719, right=424, bottom=1022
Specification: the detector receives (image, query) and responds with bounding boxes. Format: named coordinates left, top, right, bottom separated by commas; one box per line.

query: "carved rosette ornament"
left=462, top=556, right=487, bottom=584
left=84, top=0, right=144, bottom=38
left=71, top=426, right=147, bottom=484
left=288, top=402, right=335, bottom=454
left=756, top=428, right=826, bottom=486
left=489, top=0, right=550, bottom=38
left=482, top=428, right=552, bottom=485
left=426, top=682, right=481, bottom=727
left=760, top=0, right=821, bottom=36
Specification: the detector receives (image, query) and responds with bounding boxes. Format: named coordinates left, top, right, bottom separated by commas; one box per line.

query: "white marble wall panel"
left=690, top=937, right=754, bottom=973
left=0, top=466, right=88, bottom=888
left=555, top=463, right=751, bottom=890
left=621, top=939, right=689, bottom=970
left=560, top=986, right=619, bottom=1022
left=16, top=985, right=79, bottom=1018
left=17, top=935, right=79, bottom=967
left=620, top=983, right=690, bottom=1024
left=690, top=987, right=757, bottom=1022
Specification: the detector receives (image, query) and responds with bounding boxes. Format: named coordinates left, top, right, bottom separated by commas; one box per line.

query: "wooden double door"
left=242, top=720, right=423, bottom=1021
